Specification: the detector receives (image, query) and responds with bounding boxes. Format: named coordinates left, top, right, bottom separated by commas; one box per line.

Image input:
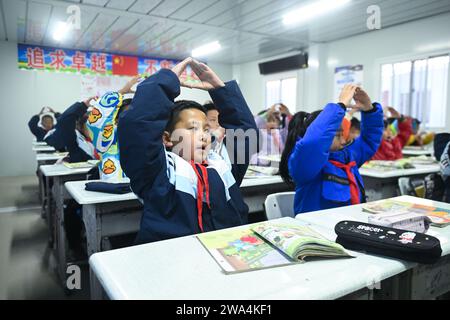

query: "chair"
left=264, top=192, right=296, bottom=220
left=398, top=177, right=412, bottom=196
left=398, top=177, right=425, bottom=197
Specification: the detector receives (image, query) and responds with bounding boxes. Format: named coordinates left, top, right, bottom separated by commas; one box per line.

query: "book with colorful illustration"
left=197, top=219, right=352, bottom=274
left=362, top=159, right=416, bottom=171
left=362, top=199, right=450, bottom=228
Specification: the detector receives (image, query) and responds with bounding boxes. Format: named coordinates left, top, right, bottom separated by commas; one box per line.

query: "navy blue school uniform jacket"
left=118, top=69, right=257, bottom=244
left=289, top=103, right=384, bottom=215
left=49, top=102, right=93, bottom=163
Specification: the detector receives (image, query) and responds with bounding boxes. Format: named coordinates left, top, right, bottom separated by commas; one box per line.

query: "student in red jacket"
left=372, top=107, right=412, bottom=160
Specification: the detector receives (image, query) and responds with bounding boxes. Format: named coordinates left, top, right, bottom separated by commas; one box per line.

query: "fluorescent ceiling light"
left=53, top=21, right=70, bottom=42
left=192, top=41, right=221, bottom=58
left=283, top=0, right=351, bottom=26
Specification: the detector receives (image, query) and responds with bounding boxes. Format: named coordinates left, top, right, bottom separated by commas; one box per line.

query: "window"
left=381, top=55, right=449, bottom=128
left=265, top=76, right=297, bottom=110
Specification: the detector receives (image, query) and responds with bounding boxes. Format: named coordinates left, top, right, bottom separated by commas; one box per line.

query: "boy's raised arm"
left=118, top=68, right=182, bottom=198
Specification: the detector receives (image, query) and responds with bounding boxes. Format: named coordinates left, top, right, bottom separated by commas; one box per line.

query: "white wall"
left=0, top=40, right=232, bottom=177
left=235, top=12, right=450, bottom=125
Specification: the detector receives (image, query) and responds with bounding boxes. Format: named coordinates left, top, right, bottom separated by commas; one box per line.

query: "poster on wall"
left=18, top=43, right=200, bottom=79
left=334, top=65, right=364, bottom=101
left=80, top=75, right=132, bottom=101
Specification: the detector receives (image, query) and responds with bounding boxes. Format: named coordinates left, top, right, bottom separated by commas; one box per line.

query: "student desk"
left=402, top=146, right=434, bottom=157
left=65, top=180, right=142, bottom=297
left=64, top=176, right=287, bottom=256
left=89, top=195, right=449, bottom=300
left=295, top=195, right=450, bottom=299
left=36, top=153, right=68, bottom=205
left=32, top=145, right=56, bottom=153
left=39, top=164, right=97, bottom=285
left=360, top=164, right=440, bottom=201
left=36, top=152, right=68, bottom=165
left=32, top=141, right=48, bottom=147
left=66, top=176, right=289, bottom=298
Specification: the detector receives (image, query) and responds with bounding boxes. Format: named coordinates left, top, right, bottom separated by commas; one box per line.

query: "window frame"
left=264, top=71, right=298, bottom=111
left=375, top=50, right=450, bottom=130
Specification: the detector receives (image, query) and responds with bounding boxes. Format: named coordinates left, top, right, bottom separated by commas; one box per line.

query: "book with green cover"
left=362, top=199, right=450, bottom=228
left=197, top=219, right=352, bottom=274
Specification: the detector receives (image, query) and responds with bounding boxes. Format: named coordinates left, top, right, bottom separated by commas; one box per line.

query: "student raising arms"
left=280, top=85, right=384, bottom=214
left=372, top=106, right=413, bottom=161
left=118, top=58, right=257, bottom=244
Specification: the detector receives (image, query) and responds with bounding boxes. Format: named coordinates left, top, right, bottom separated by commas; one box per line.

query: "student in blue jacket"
left=118, top=58, right=257, bottom=244
left=280, top=85, right=384, bottom=214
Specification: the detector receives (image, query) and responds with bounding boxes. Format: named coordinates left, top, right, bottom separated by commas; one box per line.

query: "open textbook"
left=197, top=220, right=352, bottom=274
left=362, top=157, right=437, bottom=172
left=363, top=199, right=450, bottom=228
left=362, top=159, right=415, bottom=171
left=245, top=165, right=279, bottom=178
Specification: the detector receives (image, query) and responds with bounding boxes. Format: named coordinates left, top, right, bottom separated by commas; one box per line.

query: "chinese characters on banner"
left=334, top=65, right=364, bottom=102
left=18, top=43, right=200, bottom=82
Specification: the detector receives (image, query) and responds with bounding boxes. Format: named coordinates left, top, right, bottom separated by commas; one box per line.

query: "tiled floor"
left=0, top=176, right=89, bottom=300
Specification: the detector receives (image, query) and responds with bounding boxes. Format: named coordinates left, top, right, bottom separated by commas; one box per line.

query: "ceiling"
left=1, top=0, right=450, bottom=64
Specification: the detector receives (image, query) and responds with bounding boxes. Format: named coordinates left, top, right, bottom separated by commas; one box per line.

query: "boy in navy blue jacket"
left=280, top=85, right=384, bottom=214
left=118, top=58, right=257, bottom=244
left=28, top=107, right=60, bottom=142
left=48, top=97, right=98, bottom=162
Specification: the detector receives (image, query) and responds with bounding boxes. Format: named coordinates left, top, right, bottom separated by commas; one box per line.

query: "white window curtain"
left=380, top=54, right=449, bottom=128
left=426, top=56, right=449, bottom=128
left=265, top=77, right=297, bottom=111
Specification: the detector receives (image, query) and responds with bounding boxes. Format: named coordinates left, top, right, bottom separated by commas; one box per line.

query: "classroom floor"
left=0, top=176, right=89, bottom=300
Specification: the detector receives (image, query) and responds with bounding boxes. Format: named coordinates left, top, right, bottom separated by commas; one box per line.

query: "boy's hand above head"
left=338, top=84, right=358, bottom=108
left=83, top=96, right=98, bottom=108
left=171, top=57, right=192, bottom=80
left=182, top=59, right=225, bottom=91
left=119, top=75, right=141, bottom=95
left=353, top=88, right=373, bottom=112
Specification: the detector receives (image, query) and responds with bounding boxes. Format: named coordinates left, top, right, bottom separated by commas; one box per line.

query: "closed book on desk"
left=363, top=199, right=450, bottom=228
left=197, top=219, right=352, bottom=274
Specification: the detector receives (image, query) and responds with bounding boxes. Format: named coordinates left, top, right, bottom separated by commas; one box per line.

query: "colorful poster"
left=18, top=43, right=200, bottom=82
left=334, top=65, right=364, bottom=101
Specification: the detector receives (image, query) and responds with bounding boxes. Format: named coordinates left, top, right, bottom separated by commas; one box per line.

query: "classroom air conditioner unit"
left=258, top=53, right=308, bottom=75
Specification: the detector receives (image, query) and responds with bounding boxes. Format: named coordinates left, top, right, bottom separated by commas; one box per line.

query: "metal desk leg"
left=54, top=177, right=68, bottom=286
left=83, top=204, right=102, bottom=257
left=83, top=204, right=103, bottom=300
left=90, top=266, right=103, bottom=300
left=44, top=175, right=55, bottom=247
left=37, top=165, right=44, bottom=205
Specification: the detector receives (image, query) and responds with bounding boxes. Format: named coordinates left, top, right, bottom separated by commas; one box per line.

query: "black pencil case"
left=335, top=221, right=442, bottom=265
left=85, top=182, right=131, bottom=194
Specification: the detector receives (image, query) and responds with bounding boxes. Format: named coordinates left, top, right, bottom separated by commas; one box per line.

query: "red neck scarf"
left=328, top=160, right=360, bottom=205
left=190, top=161, right=210, bottom=232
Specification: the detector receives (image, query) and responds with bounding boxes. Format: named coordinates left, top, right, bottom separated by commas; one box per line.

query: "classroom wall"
left=0, top=40, right=232, bottom=177
left=235, top=12, right=450, bottom=127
